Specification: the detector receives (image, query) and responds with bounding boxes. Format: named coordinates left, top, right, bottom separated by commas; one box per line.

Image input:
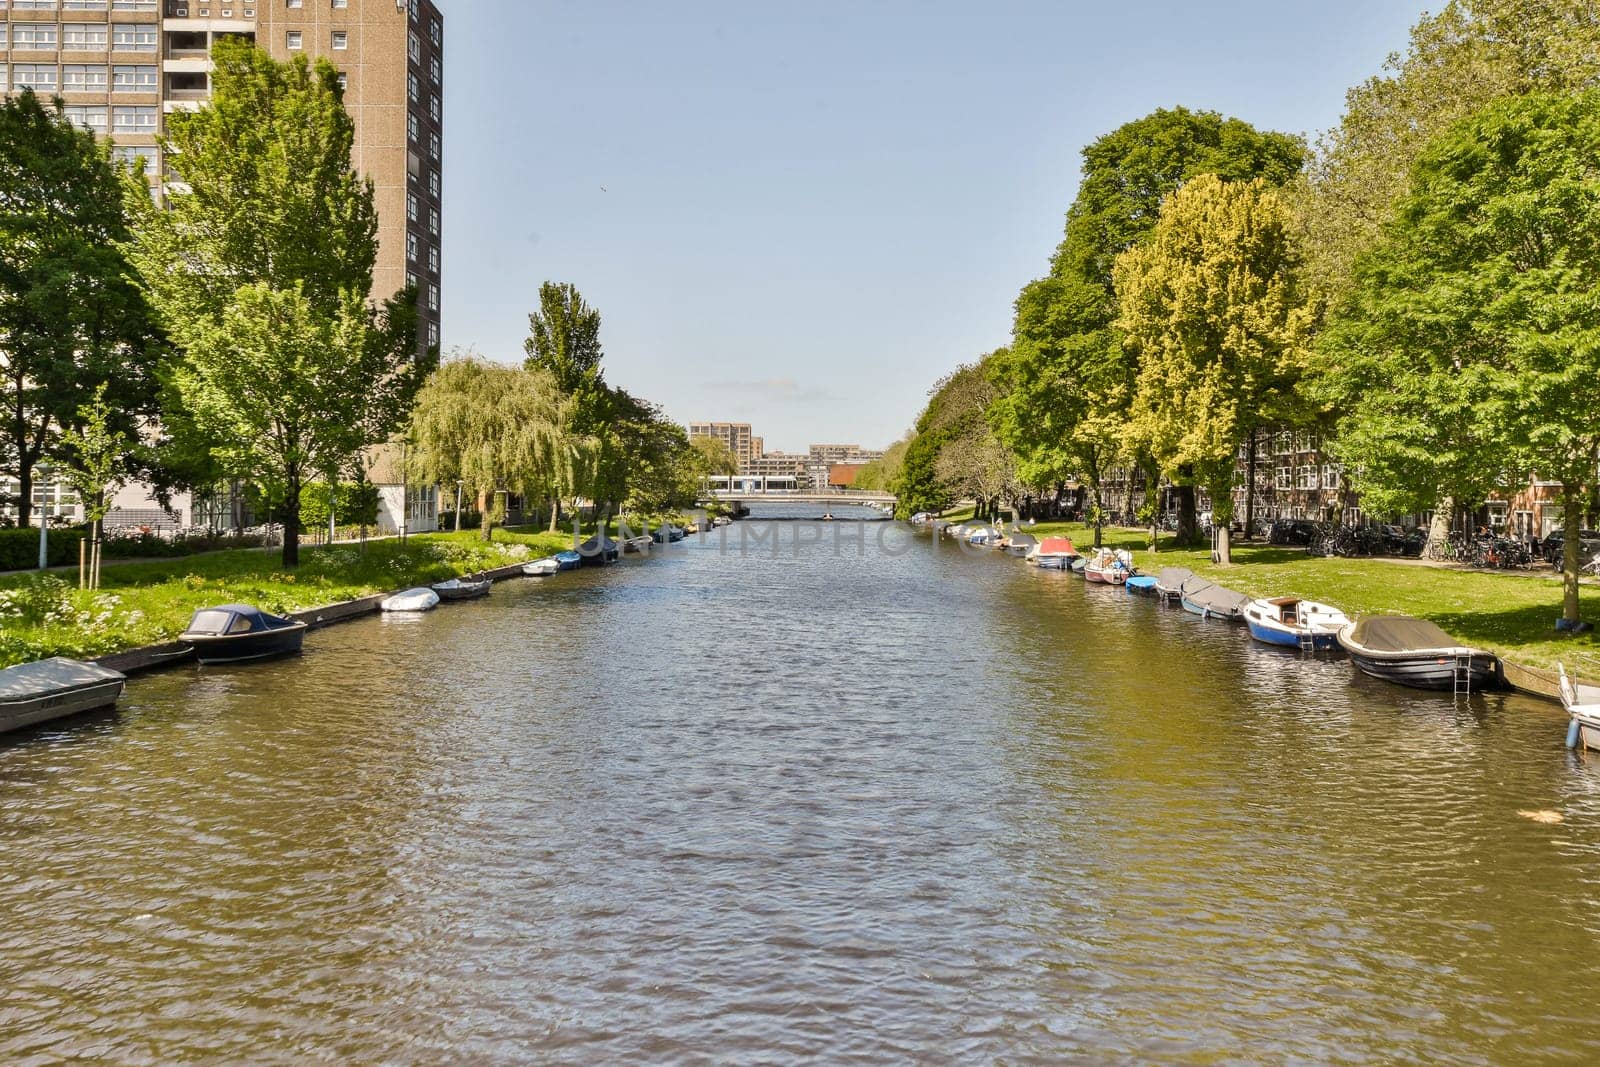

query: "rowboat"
left=1243, top=597, right=1349, bottom=650
left=180, top=604, right=307, bottom=665
left=1335, top=616, right=1500, bottom=692
left=431, top=577, right=491, bottom=601
left=1559, top=664, right=1600, bottom=750
left=1179, top=577, right=1249, bottom=621
left=0, top=658, right=126, bottom=735
left=381, top=587, right=440, bottom=612
left=524, top=558, right=560, bottom=577
left=622, top=535, right=653, bottom=554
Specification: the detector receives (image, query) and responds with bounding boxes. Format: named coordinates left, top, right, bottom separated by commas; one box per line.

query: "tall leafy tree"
left=1116, top=176, right=1313, bottom=564
left=1324, top=90, right=1600, bottom=625
left=524, top=281, right=610, bottom=527
left=126, top=39, right=426, bottom=566
left=0, top=90, right=164, bottom=528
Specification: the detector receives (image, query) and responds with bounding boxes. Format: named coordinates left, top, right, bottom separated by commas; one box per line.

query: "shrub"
left=0, top=527, right=87, bottom=571
left=439, top=509, right=483, bottom=532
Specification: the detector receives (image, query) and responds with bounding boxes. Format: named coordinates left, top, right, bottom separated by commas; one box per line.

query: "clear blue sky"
left=439, top=1, right=1428, bottom=453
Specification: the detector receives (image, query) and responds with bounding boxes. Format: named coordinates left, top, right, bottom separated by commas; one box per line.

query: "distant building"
left=827, top=464, right=865, bottom=490
left=688, top=422, right=761, bottom=469
left=805, top=444, right=882, bottom=491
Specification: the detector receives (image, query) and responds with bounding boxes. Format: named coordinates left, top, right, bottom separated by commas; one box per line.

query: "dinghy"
left=1243, top=597, right=1349, bottom=651
left=0, top=657, right=126, bottom=735
left=180, top=604, right=307, bottom=664
left=1335, top=615, right=1499, bottom=692
left=1028, top=537, right=1079, bottom=569
left=1559, top=664, right=1600, bottom=751
left=524, top=558, right=560, bottom=577
left=1179, top=576, right=1249, bottom=621
left=554, top=550, right=582, bottom=571
left=966, top=525, right=1000, bottom=546
left=1070, top=556, right=1089, bottom=576
left=1125, top=575, right=1159, bottom=596
left=622, top=536, right=653, bottom=554
left=1001, top=532, right=1038, bottom=557
left=431, top=577, right=491, bottom=601
left=381, top=587, right=440, bottom=613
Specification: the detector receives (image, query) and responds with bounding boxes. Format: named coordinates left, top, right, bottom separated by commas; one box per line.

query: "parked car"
left=1269, top=519, right=1320, bottom=546
left=1540, top=529, right=1600, bottom=566
left=1380, top=524, right=1427, bottom=558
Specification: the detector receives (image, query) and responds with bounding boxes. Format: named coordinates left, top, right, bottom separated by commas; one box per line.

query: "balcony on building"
left=165, top=70, right=210, bottom=102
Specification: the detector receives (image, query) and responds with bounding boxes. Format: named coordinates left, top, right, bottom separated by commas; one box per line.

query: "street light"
left=35, top=462, right=53, bottom=571
left=454, top=479, right=463, bottom=533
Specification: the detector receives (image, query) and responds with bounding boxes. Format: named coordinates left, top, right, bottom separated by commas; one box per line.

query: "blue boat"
left=554, top=550, right=582, bottom=571
left=1125, top=575, right=1158, bottom=596
left=1243, top=597, right=1350, bottom=651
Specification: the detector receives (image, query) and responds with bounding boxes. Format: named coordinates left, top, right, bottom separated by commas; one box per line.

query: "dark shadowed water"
left=3, top=512, right=1599, bottom=1064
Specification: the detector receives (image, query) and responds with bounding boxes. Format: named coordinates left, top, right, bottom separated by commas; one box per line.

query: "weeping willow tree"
left=408, top=355, right=571, bottom=541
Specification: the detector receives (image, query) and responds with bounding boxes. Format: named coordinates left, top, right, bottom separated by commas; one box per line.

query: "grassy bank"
left=959, top=515, right=1600, bottom=670
left=0, top=526, right=581, bottom=668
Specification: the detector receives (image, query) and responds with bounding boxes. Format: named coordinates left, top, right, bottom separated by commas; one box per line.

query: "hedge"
left=0, top=527, right=87, bottom=571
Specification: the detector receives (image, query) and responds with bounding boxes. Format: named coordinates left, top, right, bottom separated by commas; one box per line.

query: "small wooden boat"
left=180, top=604, right=307, bottom=665
left=1028, top=537, right=1079, bottom=569
left=1083, top=549, right=1132, bottom=585
left=0, top=657, right=126, bottom=735
left=1559, top=664, right=1600, bottom=750
left=1243, top=597, right=1349, bottom=651
left=621, top=535, right=653, bottom=554
left=1335, top=615, right=1500, bottom=692
left=1125, top=575, right=1159, bottom=596
left=1179, top=577, right=1249, bottom=621
left=1070, top=556, right=1089, bottom=576
left=431, top=577, right=491, bottom=601
left=524, top=557, right=560, bottom=577
left=578, top=534, right=619, bottom=565
left=381, top=587, right=440, bottom=612
left=1154, top=567, right=1193, bottom=604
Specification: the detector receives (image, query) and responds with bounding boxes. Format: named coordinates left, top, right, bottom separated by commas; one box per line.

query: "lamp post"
left=34, top=462, right=53, bottom=571
left=454, top=480, right=463, bottom=533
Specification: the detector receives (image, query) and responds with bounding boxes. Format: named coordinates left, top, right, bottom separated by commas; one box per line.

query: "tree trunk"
left=548, top=497, right=560, bottom=534
left=17, top=463, right=31, bottom=530
left=1564, top=481, right=1582, bottom=625
left=1428, top=496, right=1453, bottom=547
left=1091, top=481, right=1104, bottom=549
left=481, top=504, right=494, bottom=542
left=1216, top=520, right=1232, bottom=566
left=92, top=518, right=103, bottom=590
left=1175, top=474, right=1197, bottom=545
left=1245, top=431, right=1258, bottom=540
left=281, top=465, right=301, bottom=568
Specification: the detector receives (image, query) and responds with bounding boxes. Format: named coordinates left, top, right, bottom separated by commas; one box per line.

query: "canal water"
left=3, top=512, right=1599, bottom=1063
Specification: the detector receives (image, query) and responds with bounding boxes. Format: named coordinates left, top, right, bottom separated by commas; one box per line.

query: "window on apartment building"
left=111, top=0, right=157, bottom=9
left=13, top=24, right=60, bottom=49
left=333, top=0, right=347, bottom=6
left=431, top=17, right=441, bottom=45
left=407, top=191, right=418, bottom=222
left=112, top=23, right=156, bottom=50
left=406, top=232, right=418, bottom=261
left=429, top=169, right=439, bottom=198
left=430, top=57, right=440, bottom=84
left=336, top=72, right=347, bottom=91
left=429, top=131, right=439, bottom=158
left=429, top=95, right=439, bottom=123
left=13, top=65, right=61, bottom=92
left=64, top=0, right=111, bottom=9
left=1297, top=465, right=1318, bottom=491
left=427, top=285, right=438, bottom=312
left=286, top=31, right=303, bottom=50
left=408, top=71, right=419, bottom=102
left=1275, top=467, right=1292, bottom=491
left=428, top=246, right=438, bottom=274
left=1322, top=465, right=1341, bottom=491
left=11, top=0, right=62, bottom=10
left=406, top=270, right=417, bottom=291
left=428, top=207, right=438, bottom=236
left=428, top=322, right=439, bottom=347
left=62, top=65, right=109, bottom=91
left=63, top=23, right=110, bottom=48
left=111, top=104, right=156, bottom=132
left=111, top=145, right=156, bottom=175
left=112, top=65, right=157, bottom=92
left=62, top=104, right=108, bottom=132
left=331, top=31, right=348, bottom=50
left=287, top=0, right=303, bottom=7
left=407, top=112, right=418, bottom=141
left=0, top=27, right=6, bottom=49
left=408, top=31, right=420, bottom=62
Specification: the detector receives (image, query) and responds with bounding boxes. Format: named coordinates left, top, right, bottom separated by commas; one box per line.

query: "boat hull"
left=432, top=580, right=491, bottom=601
left=1180, top=596, right=1242, bottom=621
left=0, top=679, right=125, bottom=735
left=1125, top=576, right=1158, bottom=596
left=1344, top=651, right=1499, bottom=691
left=1246, top=617, right=1339, bottom=650
left=1084, top=567, right=1126, bottom=585
left=184, top=625, right=307, bottom=666
left=1034, top=555, right=1073, bottom=570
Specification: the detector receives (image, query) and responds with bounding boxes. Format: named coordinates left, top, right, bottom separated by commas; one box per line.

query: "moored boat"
left=431, top=577, right=491, bottom=601
left=1243, top=597, right=1349, bottom=650
left=0, top=657, right=127, bottom=735
left=966, top=525, right=1000, bottom=546
left=622, top=535, right=653, bottom=554
left=1001, top=532, right=1038, bottom=557
left=1083, top=549, right=1132, bottom=585
left=1559, top=663, right=1600, bottom=750
left=1069, top=556, right=1089, bottom=576
left=554, top=550, right=583, bottom=571
left=381, top=587, right=441, bottom=612
left=1028, top=537, right=1079, bottom=569
left=1335, top=615, right=1500, bottom=692
left=578, top=534, right=620, bottom=565
left=180, top=604, right=307, bottom=665
left=1179, top=576, right=1249, bottom=621
left=1154, top=567, right=1193, bottom=604
left=524, top=558, right=560, bottom=577
left=1125, top=575, right=1158, bottom=596
left=652, top=525, right=685, bottom=544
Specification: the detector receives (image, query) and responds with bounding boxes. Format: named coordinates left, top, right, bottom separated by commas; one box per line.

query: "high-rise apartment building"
left=688, top=422, right=761, bottom=469
left=0, top=0, right=443, bottom=357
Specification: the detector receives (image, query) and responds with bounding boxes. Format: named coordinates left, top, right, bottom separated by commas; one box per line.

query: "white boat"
left=380, top=587, right=440, bottom=612
left=524, top=558, right=560, bottom=577
left=1243, top=597, right=1350, bottom=651
left=431, top=577, right=491, bottom=601
left=1560, top=663, right=1600, bottom=751
left=0, top=657, right=126, bottom=735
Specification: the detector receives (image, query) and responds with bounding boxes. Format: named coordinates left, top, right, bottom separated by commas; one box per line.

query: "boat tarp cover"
left=1008, top=533, right=1039, bottom=549
left=579, top=535, right=618, bottom=553
left=1350, top=615, right=1461, bottom=652
left=0, top=657, right=123, bottom=702
left=1182, top=580, right=1250, bottom=614
left=1157, top=567, right=1194, bottom=590
left=1037, top=537, right=1076, bottom=555
left=1126, top=575, right=1158, bottom=590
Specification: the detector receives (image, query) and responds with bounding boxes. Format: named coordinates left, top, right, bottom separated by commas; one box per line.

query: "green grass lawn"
left=0, top=526, right=582, bottom=668
left=973, top=516, right=1600, bottom=671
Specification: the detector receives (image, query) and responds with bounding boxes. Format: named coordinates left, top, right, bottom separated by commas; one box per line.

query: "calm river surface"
left=4, top=509, right=1600, bottom=1063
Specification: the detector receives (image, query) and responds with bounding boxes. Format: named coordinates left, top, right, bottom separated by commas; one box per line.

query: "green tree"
left=59, top=384, right=128, bottom=590
left=126, top=39, right=425, bottom=567
left=1116, top=175, right=1313, bottom=565
left=854, top=436, right=910, bottom=493
left=0, top=90, right=164, bottom=529
left=893, top=357, right=1009, bottom=518
left=523, top=281, right=611, bottom=528
left=1324, top=90, right=1600, bottom=625
left=409, top=357, right=570, bottom=541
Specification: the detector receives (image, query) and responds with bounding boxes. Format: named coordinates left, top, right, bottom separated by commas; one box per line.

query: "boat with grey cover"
left=1179, top=576, right=1250, bottom=622
left=0, top=657, right=126, bottom=734
left=1335, top=615, right=1500, bottom=692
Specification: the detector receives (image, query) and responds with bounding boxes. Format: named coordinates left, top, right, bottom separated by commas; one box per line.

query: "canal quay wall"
left=92, top=560, right=534, bottom=677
